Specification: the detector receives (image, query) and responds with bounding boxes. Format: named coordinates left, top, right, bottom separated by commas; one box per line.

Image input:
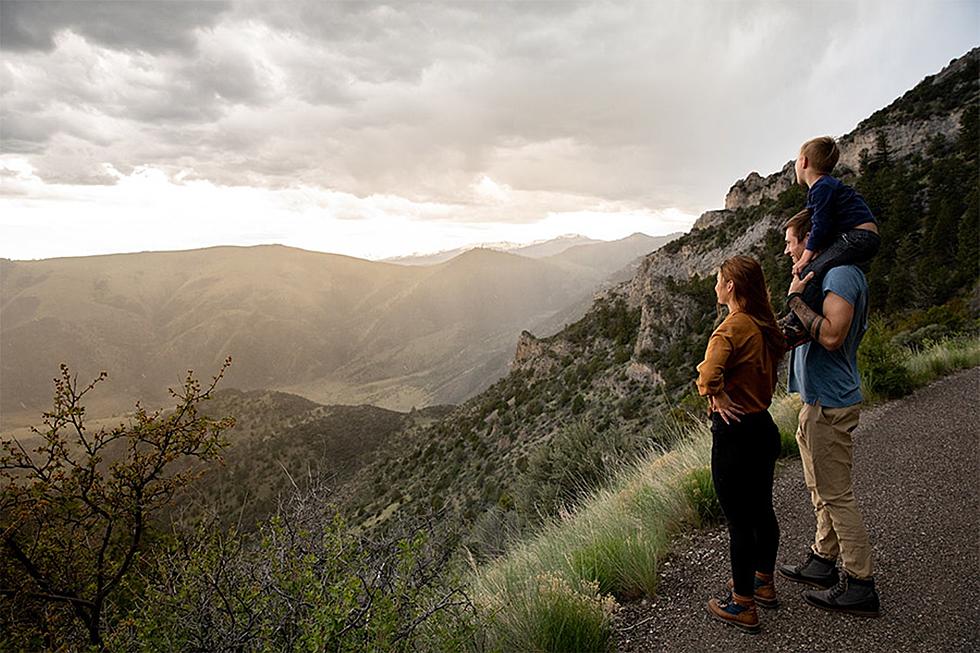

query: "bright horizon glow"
left=0, top=159, right=695, bottom=261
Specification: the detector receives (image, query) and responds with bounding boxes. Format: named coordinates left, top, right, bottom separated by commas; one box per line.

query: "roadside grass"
left=470, top=424, right=711, bottom=652
left=770, top=391, right=802, bottom=457
left=468, top=336, right=978, bottom=652
left=904, top=336, right=980, bottom=387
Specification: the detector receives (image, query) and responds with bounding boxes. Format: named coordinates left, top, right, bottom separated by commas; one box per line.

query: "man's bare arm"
left=788, top=292, right=854, bottom=351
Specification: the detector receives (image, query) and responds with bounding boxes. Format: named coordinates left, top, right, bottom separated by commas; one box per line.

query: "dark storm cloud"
left=1, top=11, right=276, bottom=163
left=2, top=1, right=978, bottom=216
left=0, top=113, right=56, bottom=153
left=117, top=50, right=272, bottom=125
left=243, top=0, right=587, bottom=89
left=0, top=0, right=231, bottom=53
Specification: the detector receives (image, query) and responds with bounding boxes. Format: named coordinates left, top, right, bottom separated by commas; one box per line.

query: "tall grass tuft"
left=769, top=392, right=802, bottom=457
left=476, top=571, right=617, bottom=653
left=904, top=337, right=980, bottom=386
left=470, top=421, right=711, bottom=651
left=679, top=466, right=721, bottom=527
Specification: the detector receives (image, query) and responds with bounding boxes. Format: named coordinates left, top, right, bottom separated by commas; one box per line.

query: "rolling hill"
left=1, top=233, right=678, bottom=429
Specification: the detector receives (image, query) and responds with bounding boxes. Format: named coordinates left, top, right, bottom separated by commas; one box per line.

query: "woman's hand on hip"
left=710, top=391, right=745, bottom=425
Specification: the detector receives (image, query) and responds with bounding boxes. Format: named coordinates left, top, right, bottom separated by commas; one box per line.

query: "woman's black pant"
left=711, top=410, right=781, bottom=598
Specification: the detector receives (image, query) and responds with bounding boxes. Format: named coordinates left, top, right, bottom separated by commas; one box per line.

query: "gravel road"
left=613, top=366, right=980, bottom=653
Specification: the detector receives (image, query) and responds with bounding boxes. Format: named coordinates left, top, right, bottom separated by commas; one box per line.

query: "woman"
left=696, top=255, right=786, bottom=634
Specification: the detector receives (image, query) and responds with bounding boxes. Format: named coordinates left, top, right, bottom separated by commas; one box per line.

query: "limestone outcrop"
left=511, top=49, right=978, bottom=390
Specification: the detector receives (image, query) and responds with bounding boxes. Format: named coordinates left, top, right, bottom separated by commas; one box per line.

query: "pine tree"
left=871, top=130, right=892, bottom=171
left=887, top=236, right=921, bottom=311
left=955, top=188, right=979, bottom=285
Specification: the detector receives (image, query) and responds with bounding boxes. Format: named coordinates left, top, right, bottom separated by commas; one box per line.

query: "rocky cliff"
left=512, top=47, right=979, bottom=391
left=725, top=50, right=977, bottom=212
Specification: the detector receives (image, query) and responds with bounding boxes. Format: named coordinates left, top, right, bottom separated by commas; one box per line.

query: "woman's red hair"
left=719, top=255, right=786, bottom=360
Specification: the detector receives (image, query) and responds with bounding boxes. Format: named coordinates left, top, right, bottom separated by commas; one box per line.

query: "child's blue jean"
left=798, top=228, right=881, bottom=314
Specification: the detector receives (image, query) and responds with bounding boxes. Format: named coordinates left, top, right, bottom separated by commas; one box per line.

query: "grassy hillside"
left=341, top=293, right=678, bottom=554
left=471, top=335, right=980, bottom=651
left=169, top=388, right=455, bottom=530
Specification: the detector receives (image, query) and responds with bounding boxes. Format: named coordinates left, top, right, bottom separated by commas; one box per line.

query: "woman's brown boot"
left=727, top=571, right=778, bottom=608
left=707, top=591, right=760, bottom=633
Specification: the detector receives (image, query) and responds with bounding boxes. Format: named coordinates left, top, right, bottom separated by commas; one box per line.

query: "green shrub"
left=613, top=347, right=632, bottom=364
left=511, top=419, right=649, bottom=524
left=859, top=319, right=915, bottom=399
left=619, top=394, right=644, bottom=420
left=680, top=466, right=721, bottom=527
left=891, top=323, right=948, bottom=349
left=110, top=501, right=479, bottom=653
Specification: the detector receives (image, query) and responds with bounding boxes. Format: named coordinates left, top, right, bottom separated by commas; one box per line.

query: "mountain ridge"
left=1, top=234, right=677, bottom=429
left=381, top=233, right=607, bottom=265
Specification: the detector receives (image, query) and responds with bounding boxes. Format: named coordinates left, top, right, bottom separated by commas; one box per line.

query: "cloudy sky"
left=1, top=1, right=977, bottom=261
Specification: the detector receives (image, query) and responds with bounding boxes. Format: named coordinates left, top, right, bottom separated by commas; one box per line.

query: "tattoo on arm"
left=789, top=296, right=825, bottom=342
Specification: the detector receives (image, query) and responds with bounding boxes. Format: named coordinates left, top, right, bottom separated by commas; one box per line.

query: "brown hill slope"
left=1, top=246, right=411, bottom=426
left=172, top=388, right=454, bottom=530
left=2, top=239, right=678, bottom=429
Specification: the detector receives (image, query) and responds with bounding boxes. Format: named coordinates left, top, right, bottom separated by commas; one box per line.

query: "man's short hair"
left=801, top=136, right=840, bottom=174
left=784, top=208, right=812, bottom=240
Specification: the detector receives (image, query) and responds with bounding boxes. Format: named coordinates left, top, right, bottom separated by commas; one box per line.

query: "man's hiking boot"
left=707, top=592, right=760, bottom=634
left=779, top=312, right=811, bottom=349
left=778, top=551, right=839, bottom=589
left=803, top=574, right=881, bottom=617
left=727, top=572, right=778, bottom=609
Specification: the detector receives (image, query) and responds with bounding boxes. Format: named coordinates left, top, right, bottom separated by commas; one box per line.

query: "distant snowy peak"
left=383, top=234, right=604, bottom=266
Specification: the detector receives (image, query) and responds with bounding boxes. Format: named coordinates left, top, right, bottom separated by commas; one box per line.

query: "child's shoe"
left=726, top=571, right=778, bottom=609
left=707, top=591, right=760, bottom=634
left=779, top=312, right=811, bottom=348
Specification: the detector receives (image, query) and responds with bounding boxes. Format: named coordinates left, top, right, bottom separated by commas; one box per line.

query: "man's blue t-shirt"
left=788, top=265, right=869, bottom=408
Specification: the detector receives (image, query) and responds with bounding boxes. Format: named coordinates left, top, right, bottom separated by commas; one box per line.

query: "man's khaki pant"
left=796, top=402, right=873, bottom=579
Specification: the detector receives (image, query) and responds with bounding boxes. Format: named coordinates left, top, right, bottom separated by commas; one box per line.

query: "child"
left=781, top=136, right=881, bottom=347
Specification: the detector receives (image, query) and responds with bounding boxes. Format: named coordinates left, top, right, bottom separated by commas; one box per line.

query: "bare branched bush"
left=109, top=478, right=485, bottom=652
left=1, top=360, right=235, bottom=651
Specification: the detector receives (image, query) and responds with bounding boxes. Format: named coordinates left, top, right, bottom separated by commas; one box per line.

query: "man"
left=777, top=208, right=881, bottom=617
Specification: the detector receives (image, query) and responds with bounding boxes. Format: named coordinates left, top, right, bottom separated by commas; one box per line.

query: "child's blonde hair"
left=800, top=136, right=840, bottom=174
